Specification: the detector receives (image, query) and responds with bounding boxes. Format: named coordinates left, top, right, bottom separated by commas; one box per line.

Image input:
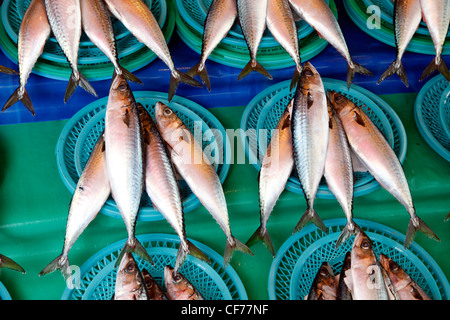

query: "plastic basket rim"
left=267, top=218, right=450, bottom=300
left=414, top=74, right=450, bottom=162
left=439, top=85, right=450, bottom=138
left=0, top=281, right=11, bottom=300
left=60, top=233, right=248, bottom=300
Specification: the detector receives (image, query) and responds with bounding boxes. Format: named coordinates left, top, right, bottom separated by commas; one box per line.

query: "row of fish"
left=114, top=252, right=203, bottom=300
left=3, top=0, right=201, bottom=116
left=189, top=0, right=372, bottom=93
left=39, top=74, right=252, bottom=280
left=378, top=0, right=450, bottom=87
left=306, top=231, right=430, bottom=300
left=247, top=61, right=440, bottom=258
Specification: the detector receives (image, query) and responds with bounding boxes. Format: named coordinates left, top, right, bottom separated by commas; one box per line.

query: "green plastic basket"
left=0, top=0, right=175, bottom=81
left=268, top=218, right=450, bottom=300
left=415, top=75, right=450, bottom=161
left=240, top=78, right=407, bottom=199
left=60, top=234, right=248, bottom=300
left=55, top=91, right=231, bottom=222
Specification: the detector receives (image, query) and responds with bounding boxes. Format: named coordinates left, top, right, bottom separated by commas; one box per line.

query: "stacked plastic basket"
left=174, top=0, right=336, bottom=70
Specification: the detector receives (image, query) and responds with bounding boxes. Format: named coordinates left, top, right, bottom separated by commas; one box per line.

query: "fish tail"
left=0, top=66, right=18, bottom=75
left=347, top=61, right=373, bottom=89
left=174, top=240, right=210, bottom=272
left=335, top=221, right=361, bottom=248
left=445, top=212, right=450, bottom=222
left=115, top=238, right=154, bottom=268
left=293, top=207, right=327, bottom=234
left=2, top=86, right=35, bottom=116
left=64, top=71, right=98, bottom=103
left=223, top=236, right=254, bottom=267
left=117, top=66, right=143, bottom=85
left=405, top=215, right=440, bottom=248
left=419, top=57, right=450, bottom=82
left=187, top=61, right=211, bottom=92
left=377, top=59, right=409, bottom=87
left=237, top=59, right=273, bottom=81
left=168, top=69, right=203, bottom=102
left=0, top=254, right=25, bottom=274
left=289, top=64, right=302, bottom=92
left=245, top=225, right=275, bottom=257
left=38, top=254, right=71, bottom=278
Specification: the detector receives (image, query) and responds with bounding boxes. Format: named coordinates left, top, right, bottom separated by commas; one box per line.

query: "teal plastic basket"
left=268, top=218, right=450, bottom=300
left=55, top=91, right=231, bottom=222
left=0, top=282, right=11, bottom=300
left=60, top=234, right=248, bottom=300
left=439, top=86, right=450, bottom=139
left=415, top=75, right=450, bottom=161
left=240, top=78, right=407, bottom=199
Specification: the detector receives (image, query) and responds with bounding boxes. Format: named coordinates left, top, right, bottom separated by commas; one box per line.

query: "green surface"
left=0, top=92, right=448, bottom=300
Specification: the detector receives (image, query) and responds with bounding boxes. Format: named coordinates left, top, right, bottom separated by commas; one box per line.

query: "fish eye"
left=389, top=260, right=399, bottom=272
left=335, top=94, right=344, bottom=102
left=118, top=82, right=128, bottom=91
left=173, top=272, right=182, bottom=283
left=361, top=239, right=371, bottom=250
left=164, top=108, right=172, bottom=116
left=303, top=68, right=314, bottom=77
left=125, top=262, right=136, bottom=273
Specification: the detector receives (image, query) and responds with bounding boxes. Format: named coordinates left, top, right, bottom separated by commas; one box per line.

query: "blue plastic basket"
left=240, top=78, right=407, bottom=199
left=415, top=75, right=450, bottom=161
left=439, top=85, right=450, bottom=139
left=60, top=233, right=248, bottom=300
left=56, top=91, right=231, bottom=222
left=268, top=218, right=450, bottom=300
left=0, top=281, right=11, bottom=300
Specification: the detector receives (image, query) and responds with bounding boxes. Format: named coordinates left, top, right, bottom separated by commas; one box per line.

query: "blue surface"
left=0, top=0, right=448, bottom=125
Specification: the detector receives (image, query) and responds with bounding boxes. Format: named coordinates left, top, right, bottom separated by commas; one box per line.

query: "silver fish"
left=39, top=133, right=110, bottom=279
left=164, top=265, right=204, bottom=300
left=419, top=0, right=450, bottom=81
left=288, top=0, right=372, bottom=88
left=138, top=104, right=209, bottom=272
left=328, top=91, right=440, bottom=248
left=337, top=251, right=352, bottom=300
left=80, top=0, right=142, bottom=84
left=292, top=62, right=329, bottom=233
left=155, top=102, right=253, bottom=267
left=236, top=0, right=273, bottom=81
left=141, top=269, right=168, bottom=300
left=246, top=100, right=293, bottom=257
left=307, top=262, right=338, bottom=300
left=114, top=253, right=147, bottom=300
left=187, top=0, right=237, bottom=91
left=44, top=0, right=97, bottom=102
left=324, top=98, right=360, bottom=247
left=103, top=0, right=202, bottom=101
left=266, top=0, right=302, bottom=91
left=104, top=75, right=152, bottom=267
left=378, top=0, right=422, bottom=87
left=2, top=0, right=51, bottom=116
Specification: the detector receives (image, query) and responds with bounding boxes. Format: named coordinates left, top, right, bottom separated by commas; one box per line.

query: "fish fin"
left=307, top=92, right=314, bottom=109
left=223, top=236, right=254, bottom=267
left=2, top=87, right=35, bottom=116
left=335, top=221, right=361, bottom=248
left=293, top=207, right=327, bottom=234
left=289, top=65, right=302, bottom=92
left=169, top=69, right=203, bottom=102
left=0, top=65, right=18, bottom=75
left=245, top=225, right=275, bottom=257
left=281, top=115, right=291, bottom=130
left=347, top=61, right=373, bottom=89
left=143, top=129, right=151, bottom=145
left=419, top=57, right=450, bottom=82
left=115, top=238, right=154, bottom=268
left=122, top=108, right=130, bottom=127
left=0, top=254, right=25, bottom=274
left=237, top=60, right=273, bottom=81
left=118, top=66, right=143, bottom=85
left=351, top=149, right=369, bottom=173
left=38, top=254, right=71, bottom=279
left=353, top=111, right=365, bottom=127
left=405, top=215, right=440, bottom=248
left=445, top=212, right=450, bottom=222
left=65, top=71, right=98, bottom=103
left=377, top=60, right=409, bottom=87
left=187, top=61, right=211, bottom=92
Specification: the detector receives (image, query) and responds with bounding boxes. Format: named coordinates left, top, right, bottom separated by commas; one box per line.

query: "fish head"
left=299, top=62, right=323, bottom=89
left=317, top=262, right=335, bottom=281
left=379, top=253, right=408, bottom=283
left=110, top=74, right=134, bottom=105
left=115, top=252, right=145, bottom=300
left=327, top=91, right=353, bottom=114
left=352, top=230, right=376, bottom=265
left=155, top=102, right=191, bottom=149
left=164, top=265, right=196, bottom=299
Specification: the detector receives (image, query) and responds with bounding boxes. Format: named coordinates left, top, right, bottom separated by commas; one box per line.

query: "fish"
left=44, top=0, right=97, bottom=102
left=80, top=0, right=142, bottom=84
left=103, top=0, right=202, bottom=101
left=236, top=0, right=273, bottom=81
left=114, top=252, right=148, bottom=300
left=0, top=254, right=25, bottom=273
left=328, top=91, right=440, bottom=248
left=246, top=99, right=294, bottom=257
left=291, top=62, right=329, bottom=233
left=104, top=75, right=152, bottom=267
left=164, top=265, right=204, bottom=300
left=345, top=231, right=390, bottom=300
left=377, top=0, right=422, bottom=87
left=0, top=65, right=19, bottom=75
left=138, top=104, right=209, bottom=272
left=307, top=262, right=338, bottom=300
left=266, top=0, right=302, bottom=91
left=141, top=269, right=168, bottom=300
left=2, top=0, right=51, bottom=116
left=187, top=0, right=237, bottom=92
left=39, top=133, right=110, bottom=279
left=419, top=0, right=450, bottom=82
left=155, top=102, right=253, bottom=267
left=337, top=251, right=352, bottom=300
left=379, top=253, right=431, bottom=300
left=288, top=0, right=372, bottom=88
left=324, top=98, right=360, bottom=247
